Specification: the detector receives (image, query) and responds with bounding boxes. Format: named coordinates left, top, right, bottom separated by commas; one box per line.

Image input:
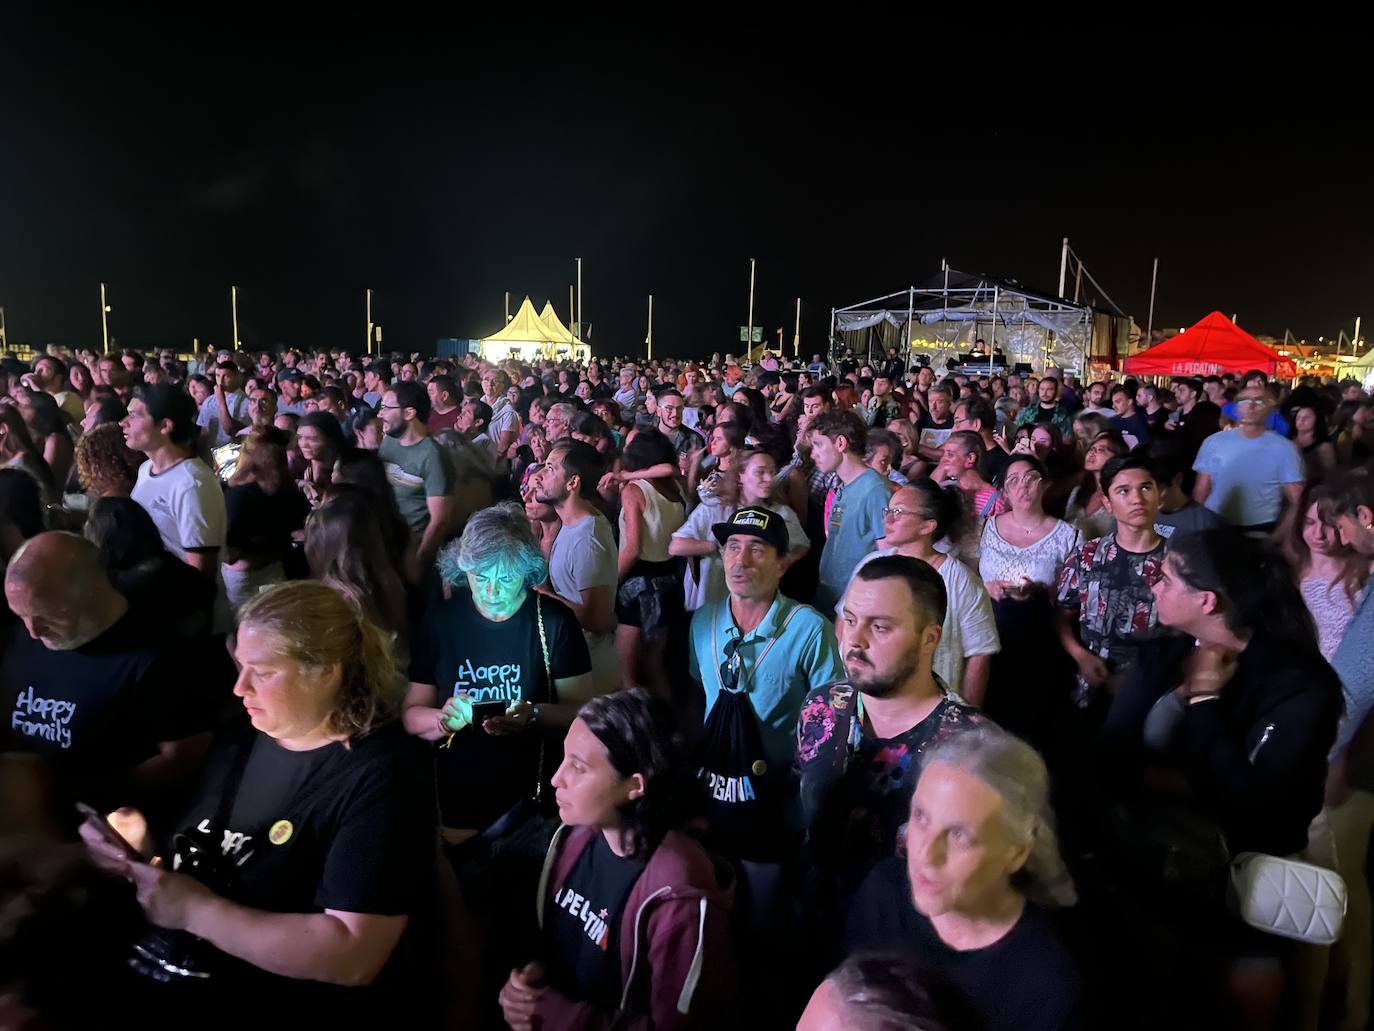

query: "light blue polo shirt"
left=1193, top=429, right=1303, bottom=527
left=689, top=591, right=845, bottom=776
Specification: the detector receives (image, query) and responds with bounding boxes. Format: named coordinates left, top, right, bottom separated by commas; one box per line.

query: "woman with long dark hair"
left=17, top=389, right=74, bottom=490
left=498, top=688, right=734, bottom=1030
left=295, top=411, right=348, bottom=506
left=1062, top=431, right=1128, bottom=539
left=305, top=485, right=409, bottom=640
left=223, top=428, right=308, bottom=611
left=331, top=447, right=412, bottom=574
left=0, top=405, right=54, bottom=500
left=615, top=431, right=687, bottom=700
left=1288, top=403, right=1338, bottom=479
left=1098, top=528, right=1343, bottom=1027
left=1284, top=481, right=1369, bottom=660
left=979, top=455, right=1082, bottom=745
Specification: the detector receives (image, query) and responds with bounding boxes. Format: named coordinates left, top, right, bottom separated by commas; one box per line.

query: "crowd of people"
left=1, top=339, right=1373, bottom=1029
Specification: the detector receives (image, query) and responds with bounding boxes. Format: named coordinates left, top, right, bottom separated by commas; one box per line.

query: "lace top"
left=1300, top=577, right=1357, bottom=661
left=979, top=517, right=1083, bottom=589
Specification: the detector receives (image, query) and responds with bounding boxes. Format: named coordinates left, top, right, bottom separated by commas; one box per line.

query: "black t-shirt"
left=846, top=857, right=1085, bottom=1031
left=409, top=590, right=590, bottom=829
left=1110, top=410, right=1153, bottom=443
left=225, top=482, right=309, bottom=563
left=0, top=610, right=224, bottom=791
left=166, top=719, right=436, bottom=1015
left=545, top=833, right=646, bottom=1009
left=116, top=557, right=218, bottom=643
left=984, top=445, right=1011, bottom=487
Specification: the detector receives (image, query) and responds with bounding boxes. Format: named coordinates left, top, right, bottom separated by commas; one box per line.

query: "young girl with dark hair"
left=499, top=688, right=735, bottom=1030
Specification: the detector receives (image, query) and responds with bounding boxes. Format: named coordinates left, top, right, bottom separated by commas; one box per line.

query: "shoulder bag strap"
left=533, top=594, right=551, bottom=801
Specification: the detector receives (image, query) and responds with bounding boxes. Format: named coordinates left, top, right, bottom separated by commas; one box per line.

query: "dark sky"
left=3, top=19, right=1371, bottom=359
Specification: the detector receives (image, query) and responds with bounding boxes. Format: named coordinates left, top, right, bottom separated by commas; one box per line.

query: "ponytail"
left=905, top=477, right=968, bottom=545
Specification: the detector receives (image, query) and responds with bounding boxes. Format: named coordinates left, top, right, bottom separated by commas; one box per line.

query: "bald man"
left=1, top=532, right=223, bottom=809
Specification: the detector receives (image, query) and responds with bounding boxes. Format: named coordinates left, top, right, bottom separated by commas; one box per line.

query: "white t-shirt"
left=131, top=456, right=227, bottom=560
left=131, top=456, right=230, bottom=631
left=843, top=547, right=1000, bottom=696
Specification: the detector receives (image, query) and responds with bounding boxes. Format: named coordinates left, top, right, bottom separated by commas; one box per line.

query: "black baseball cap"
left=711, top=506, right=789, bottom=553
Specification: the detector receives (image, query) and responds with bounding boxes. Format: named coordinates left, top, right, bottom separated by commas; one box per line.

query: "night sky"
left=3, top=19, right=1370, bottom=359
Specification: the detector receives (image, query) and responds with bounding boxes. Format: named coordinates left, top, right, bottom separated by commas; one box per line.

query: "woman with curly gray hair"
left=844, top=724, right=1084, bottom=1031
left=403, top=502, right=592, bottom=844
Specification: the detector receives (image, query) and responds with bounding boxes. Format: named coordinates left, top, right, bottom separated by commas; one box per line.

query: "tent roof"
left=481, top=296, right=561, bottom=345
left=538, top=302, right=576, bottom=344
left=1122, top=311, right=1297, bottom=378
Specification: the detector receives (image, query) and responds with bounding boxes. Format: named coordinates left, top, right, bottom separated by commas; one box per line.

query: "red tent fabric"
left=1123, top=311, right=1297, bottom=379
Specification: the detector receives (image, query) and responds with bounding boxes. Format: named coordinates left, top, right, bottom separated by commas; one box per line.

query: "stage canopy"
left=831, top=268, right=1131, bottom=374
left=479, top=296, right=590, bottom=363
left=1122, top=311, right=1297, bottom=379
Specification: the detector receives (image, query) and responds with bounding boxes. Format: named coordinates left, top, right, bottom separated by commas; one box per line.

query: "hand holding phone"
left=76, top=802, right=143, bottom=862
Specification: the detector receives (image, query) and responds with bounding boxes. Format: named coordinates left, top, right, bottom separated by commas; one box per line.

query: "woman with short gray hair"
left=845, top=724, right=1084, bottom=1031
left=402, top=502, right=591, bottom=849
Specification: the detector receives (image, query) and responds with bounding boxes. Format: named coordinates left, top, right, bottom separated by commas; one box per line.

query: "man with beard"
left=535, top=440, right=619, bottom=698
left=797, top=554, right=985, bottom=880
left=378, top=380, right=455, bottom=569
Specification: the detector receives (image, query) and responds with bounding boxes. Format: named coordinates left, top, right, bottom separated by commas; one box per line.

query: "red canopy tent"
left=1123, top=311, right=1297, bottom=379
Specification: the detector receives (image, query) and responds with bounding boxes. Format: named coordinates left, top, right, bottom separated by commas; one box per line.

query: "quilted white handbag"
left=1229, top=852, right=1348, bottom=945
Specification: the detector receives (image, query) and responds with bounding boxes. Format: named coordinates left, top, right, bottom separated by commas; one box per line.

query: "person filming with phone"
left=78, top=581, right=437, bottom=1020
left=404, top=503, right=592, bottom=978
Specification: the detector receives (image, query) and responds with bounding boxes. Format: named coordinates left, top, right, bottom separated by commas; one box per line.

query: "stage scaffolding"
left=829, top=268, right=1130, bottom=374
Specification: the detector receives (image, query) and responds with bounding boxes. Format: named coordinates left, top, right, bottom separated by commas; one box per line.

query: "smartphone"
left=75, top=802, right=142, bottom=861
left=471, top=700, right=507, bottom=725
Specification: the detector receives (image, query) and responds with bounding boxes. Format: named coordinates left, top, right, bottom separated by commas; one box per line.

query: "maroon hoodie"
left=532, top=824, right=737, bottom=1029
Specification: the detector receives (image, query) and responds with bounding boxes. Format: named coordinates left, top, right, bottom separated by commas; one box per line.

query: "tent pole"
left=1146, top=257, right=1158, bottom=349
left=647, top=293, right=653, bottom=360
left=793, top=297, right=801, bottom=358
left=989, top=285, right=999, bottom=374
left=576, top=258, right=583, bottom=342
left=906, top=287, right=914, bottom=374
left=829, top=308, right=836, bottom=366
left=1059, top=238, right=1069, bottom=299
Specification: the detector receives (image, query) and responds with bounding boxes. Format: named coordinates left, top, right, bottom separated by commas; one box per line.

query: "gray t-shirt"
left=550, top=511, right=618, bottom=605
left=378, top=435, right=453, bottom=534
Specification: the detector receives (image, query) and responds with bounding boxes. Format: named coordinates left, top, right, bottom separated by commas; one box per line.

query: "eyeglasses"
left=718, top=637, right=741, bottom=692
left=1236, top=398, right=1269, bottom=408
left=1085, top=443, right=1115, bottom=456
left=883, top=505, right=919, bottom=520
left=1004, top=472, right=1043, bottom=488
left=378, top=403, right=402, bottom=411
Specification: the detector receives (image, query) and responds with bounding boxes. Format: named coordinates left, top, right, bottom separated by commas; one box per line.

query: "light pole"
left=231, top=285, right=240, bottom=351
left=0, top=305, right=7, bottom=352
left=100, top=282, right=111, bottom=354
left=746, top=258, right=756, bottom=355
